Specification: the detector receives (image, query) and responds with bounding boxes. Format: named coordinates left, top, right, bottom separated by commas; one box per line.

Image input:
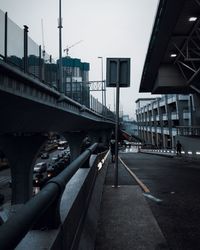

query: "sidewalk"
left=95, top=155, right=169, bottom=250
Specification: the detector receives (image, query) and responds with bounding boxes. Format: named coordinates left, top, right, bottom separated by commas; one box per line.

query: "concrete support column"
left=88, top=130, right=111, bottom=145
left=163, top=134, right=167, bottom=148
left=142, top=130, right=145, bottom=142
left=102, top=129, right=112, bottom=146
left=0, top=134, right=47, bottom=205
left=148, top=132, right=151, bottom=144
left=191, top=93, right=200, bottom=125
left=155, top=133, right=159, bottom=147
left=63, top=132, right=87, bottom=161
left=87, top=131, right=99, bottom=144
left=64, top=130, right=111, bottom=161
left=172, top=136, right=176, bottom=149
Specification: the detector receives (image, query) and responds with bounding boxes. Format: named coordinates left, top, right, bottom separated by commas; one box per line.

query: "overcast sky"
left=1, top=0, right=159, bottom=118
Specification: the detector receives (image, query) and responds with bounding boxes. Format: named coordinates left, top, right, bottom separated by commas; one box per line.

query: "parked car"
left=33, top=173, right=48, bottom=188
left=41, top=152, right=49, bottom=159
left=51, top=156, right=60, bottom=164
left=47, top=162, right=62, bottom=178
left=47, top=155, right=70, bottom=179
left=122, top=140, right=132, bottom=148
left=34, top=162, right=47, bottom=173
left=57, top=140, right=68, bottom=150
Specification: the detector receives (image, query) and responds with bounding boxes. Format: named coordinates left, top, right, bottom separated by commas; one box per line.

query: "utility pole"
left=98, top=57, right=104, bottom=112
left=58, top=0, right=63, bottom=93
left=114, top=65, right=120, bottom=187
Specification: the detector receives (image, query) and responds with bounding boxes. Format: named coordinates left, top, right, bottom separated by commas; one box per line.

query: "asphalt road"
left=120, top=152, right=200, bottom=250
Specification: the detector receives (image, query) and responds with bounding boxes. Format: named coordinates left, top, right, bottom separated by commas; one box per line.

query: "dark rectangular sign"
left=106, top=58, right=130, bottom=87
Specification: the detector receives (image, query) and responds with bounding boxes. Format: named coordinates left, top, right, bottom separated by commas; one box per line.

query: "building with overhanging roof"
left=136, top=94, right=191, bottom=148
left=139, top=0, right=200, bottom=155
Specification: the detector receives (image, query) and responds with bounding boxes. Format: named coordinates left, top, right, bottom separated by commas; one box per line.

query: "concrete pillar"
left=0, top=134, right=47, bottom=205
left=191, top=93, right=200, bottom=125
left=88, top=130, right=111, bottom=144
left=87, top=131, right=99, bottom=144
left=64, top=130, right=111, bottom=161
left=101, top=130, right=112, bottom=146
left=63, top=132, right=87, bottom=161
left=156, top=133, right=159, bottom=148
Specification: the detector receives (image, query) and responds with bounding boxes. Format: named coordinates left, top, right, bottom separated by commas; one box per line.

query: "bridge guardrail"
left=0, top=9, right=115, bottom=120
left=177, top=126, right=200, bottom=136
left=140, top=148, right=200, bottom=160
left=0, top=143, right=109, bottom=250
left=0, top=59, right=115, bottom=124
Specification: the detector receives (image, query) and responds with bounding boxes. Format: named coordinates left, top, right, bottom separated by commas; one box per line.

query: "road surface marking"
left=118, top=157, right=150, bottom=193
left=143, top=193, right=162, bottom=203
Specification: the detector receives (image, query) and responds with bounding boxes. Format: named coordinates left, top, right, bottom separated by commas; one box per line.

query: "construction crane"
left=64, top=40, right=83, bottom=56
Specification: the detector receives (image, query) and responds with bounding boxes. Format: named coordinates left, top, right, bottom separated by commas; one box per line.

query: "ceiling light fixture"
left=170, top=53, right=177, bottom=58
left=189, top=17, right=197, bottom=22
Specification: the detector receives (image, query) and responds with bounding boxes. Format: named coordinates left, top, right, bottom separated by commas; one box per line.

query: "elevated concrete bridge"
left=0, top=60, right=114, bottom=133
left=139, top=0, right=200, bottom=152
left=0, top=58, right=115, bottom=206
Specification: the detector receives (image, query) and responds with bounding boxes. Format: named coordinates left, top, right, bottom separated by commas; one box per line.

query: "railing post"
left=4, top=12, right=7, bottom=62
left=23, top=25, right=28, bottom=73
left=39, top=45, right=42, bottom=81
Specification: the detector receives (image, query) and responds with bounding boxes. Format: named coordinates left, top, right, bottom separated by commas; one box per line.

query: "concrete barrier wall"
left=16, top=153, right=109, bottom=250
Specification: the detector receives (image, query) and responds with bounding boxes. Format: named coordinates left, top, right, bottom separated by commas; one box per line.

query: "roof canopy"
left=140, top=0, right=200, bottom=94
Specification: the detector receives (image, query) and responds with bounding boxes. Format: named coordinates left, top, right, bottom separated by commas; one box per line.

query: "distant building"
left=27, top=55, right=90, bottom=107
left=57, top=56, right=90, bottom=107
left=135, top=94, right=191, bottom=148
left=121, top=115, right=138, bottom=136
left=122, top=115, right=130, bottom=122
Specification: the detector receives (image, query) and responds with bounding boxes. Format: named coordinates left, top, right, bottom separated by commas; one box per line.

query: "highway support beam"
left=63, top=131, right=87, bottom=161
left=64, top=129, right=111, bottom=162
left=0, top=134, right=47, bottom=205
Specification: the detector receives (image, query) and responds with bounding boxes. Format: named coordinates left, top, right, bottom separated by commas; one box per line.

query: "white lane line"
left=143, top=193, right=162, bottom=203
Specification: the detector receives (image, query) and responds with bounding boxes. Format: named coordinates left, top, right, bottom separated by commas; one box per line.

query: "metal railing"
left=0, top=9, right=114, bottom=118
left=0, top=143, right=108, bottom=250
left=177, top=126, right=200, bottom=136
left=140, top=147, right=200, bottom=160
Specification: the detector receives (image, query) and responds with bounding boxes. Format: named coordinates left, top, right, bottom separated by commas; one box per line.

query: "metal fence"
left=0, top=10, right=114, bottom=118
left=177, top=126, right=200, bottom=136
left=0, top=10, right=59, bottom=87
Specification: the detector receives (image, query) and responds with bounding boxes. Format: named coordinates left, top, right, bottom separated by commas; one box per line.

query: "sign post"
left=106, top=58, right=131, bottom=187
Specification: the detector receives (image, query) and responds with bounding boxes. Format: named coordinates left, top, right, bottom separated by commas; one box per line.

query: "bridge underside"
left=140, top=0, right=200, bottom=94
left=0, top=90, right=113, bottom=134
left=0, top=88, right=114, bottom=205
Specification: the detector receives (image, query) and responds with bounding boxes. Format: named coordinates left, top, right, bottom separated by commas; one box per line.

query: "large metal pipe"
left=0, top=143, right=98, bottom=250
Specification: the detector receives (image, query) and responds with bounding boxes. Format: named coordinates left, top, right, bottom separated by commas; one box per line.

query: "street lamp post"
left=58, top=0, right=63, bottom=93
left=98, top=57, right=104, bottom=112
